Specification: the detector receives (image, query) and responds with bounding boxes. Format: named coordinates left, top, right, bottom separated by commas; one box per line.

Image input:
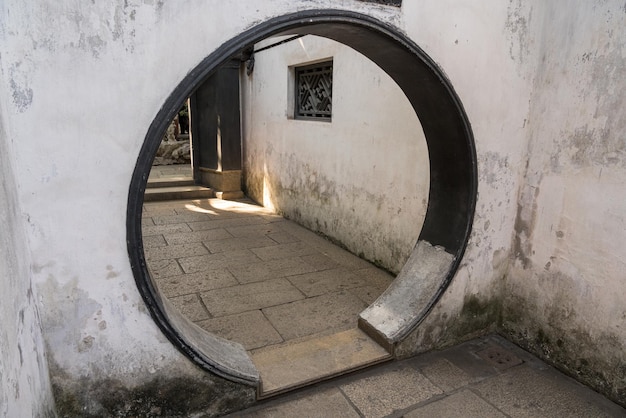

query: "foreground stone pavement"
left=226, top=335, right=626, bottom=418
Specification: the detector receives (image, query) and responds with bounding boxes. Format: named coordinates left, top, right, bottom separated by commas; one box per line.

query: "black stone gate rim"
left=127, top=9, right=477, bottom=384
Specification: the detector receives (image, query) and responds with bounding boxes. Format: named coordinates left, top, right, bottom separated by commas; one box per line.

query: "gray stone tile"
left=300, top=252, right=341, bottom=271
left=152, top=212, right=214, bottom=225
left=251, top=241, right=318, bottom=261
left=197, top=310, right=283, bottom=350
left=147, top=259, right=183, bottom=279
left=200, top=279, right=305, bottom=317
left=173, top=200, right=229, bottom=214
left=262, top=291, right=367, bottom=341
left=267, top=231, right=300, bottom=244
left=275, top=223, right=374, bottom=267
left=349, top=285, right=386, bottom=305
left=473, top=365, right=626, bottom=417
left=340, top=366, right=443, bottom=417
left=187, top=216, right=269, bottom=231
left=285, top=228, right=374, bottom=270
left=355, top=267, right=395, bottom=288
left=142, top=222, right=191, bottom=236
left=155, top=270, right=238, bottom=297
left=419, top=358, right=472, bottom=392
left=142, top=206, right=179, bottom=216
left=203, top=236, right=277, bottom=254
left=143, top=234, right=167, bottom=249
left=144, top=242, right=208, bottom=261
left=168, top=293, right=210, bottom=322
left=163, top=228, right=233, bottom=245
left=228, top=257, right=317, bottom=284
left=256, top=213, right=287, bottom=223
left=274, top=220, right=323, bottom=242
left=178, top=249, right=260, bottom=274
left=232, top=388, right=360, bottom=418
left=226, top=223, right=286, bottom=238
left=288, top=268, right=369, bottom=297
left=324, top=247, right=374, bottom=270
left=405, top=390, right=506, bottom=418
left=422, top=336, right=504, bottom=381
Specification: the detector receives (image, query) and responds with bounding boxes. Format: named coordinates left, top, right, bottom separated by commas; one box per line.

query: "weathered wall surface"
left=241, top=35, right=429, bottom=273
left=0, top=0, right=623, bottom=414
left=395, top=0, right=537, bottom=355
left=0, top=1, right=412, bottom=416
left=502, top=1, right=626, bottom=405
left=0, top=83, right=55, bottom=415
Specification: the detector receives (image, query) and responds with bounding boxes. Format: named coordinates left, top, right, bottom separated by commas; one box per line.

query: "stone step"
left=146, top=176, right=195, bottom=188
left=144, top=185, right=214, bottom=201
left=252, top=328, right=392, bottom=399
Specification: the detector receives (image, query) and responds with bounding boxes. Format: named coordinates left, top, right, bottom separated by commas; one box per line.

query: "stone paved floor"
left=142, top=166, right=625, bottom=417
left=142, top=196, right=394, bottom=353
left=226, top=335, right=626, bottom=418
left=147, top=163, right=192, bottom=179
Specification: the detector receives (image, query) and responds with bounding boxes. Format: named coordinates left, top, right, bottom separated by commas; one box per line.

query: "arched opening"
left=127, top=9, right=476, bottom=394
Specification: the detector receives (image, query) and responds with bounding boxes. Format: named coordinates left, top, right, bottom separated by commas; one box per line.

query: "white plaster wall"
left=503, top=0, right=626, bottom=403
left=0, top=83, right=55, bottom=416
left=1, top=0, right=622, bottom=412
left=241, top=35, right=429, bottom=273
left=396, top=0, right=537, bottom=353
left=0, top=0, right=415, bottom=415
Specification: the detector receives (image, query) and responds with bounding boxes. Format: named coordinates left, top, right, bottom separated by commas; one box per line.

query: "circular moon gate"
left=127, top=10, right=476, bottom=386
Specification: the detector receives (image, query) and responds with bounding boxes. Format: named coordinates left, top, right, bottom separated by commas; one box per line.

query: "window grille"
left=295, top=61, right=333, bottom=120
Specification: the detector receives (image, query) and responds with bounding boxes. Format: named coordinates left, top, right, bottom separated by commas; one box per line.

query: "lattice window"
left=295, top=61, right=333, bottom=121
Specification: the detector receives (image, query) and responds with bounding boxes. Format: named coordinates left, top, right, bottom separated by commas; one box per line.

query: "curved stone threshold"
left=359, top=240, right=455, bottom=352
left=160, top=294, right=259, bottom=385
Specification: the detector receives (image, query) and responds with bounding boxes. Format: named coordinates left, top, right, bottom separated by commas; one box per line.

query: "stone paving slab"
left=178, top=249, right=261, bottom=274
left=187, top=216, right=270, bottom=231
left=156, top=270, right=238, bottom=297
left=142, top=221, right=191, bottom=236
left=226, top=223, right=288, bottom=238
left=146, top=259, right=183, bottom=279
left=339, top=365, right=443, bottom=417
left=287, top=267, right=369, bottom=297
left=197, top=310, right=283, bottom=351
left=142, top=234, right=167, bottom=249
left=251, top=241, right=319, bottom=261
left=265, top=231, right=300, bottom=244
left=299, top=252, right=341, bottom=271
left=473, top=365, right=622, bottom=417
left=262, top=291, right=367, bottom=340
left=151, top=211, right=218, bottom=225
left=163, top=228, right=233, bottom=245
left=227, top=257, right=318, bottom=284
left=144, top=242, right=209, bottom=261
left=349, top=285, right=388, bottom=305
left=142, top=206, right=179, bottom=216
left=200, top=278, right=305, bottom=317
left=204, top=236, right=278, bottom=254
left=405, top=389, right=507, bottom=418
left=236, top=388, right=361, bottom=418
left=418, top=358, right=472, bottom=392
left=168, top=293, right=210, bottom=322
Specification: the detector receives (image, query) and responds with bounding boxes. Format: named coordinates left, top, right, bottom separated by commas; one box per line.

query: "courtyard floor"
left=227, top=334, right=625, bottom=417
left=142, top=164, right=625, bottom=417
left=142, top=195, right=393, bottom=354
